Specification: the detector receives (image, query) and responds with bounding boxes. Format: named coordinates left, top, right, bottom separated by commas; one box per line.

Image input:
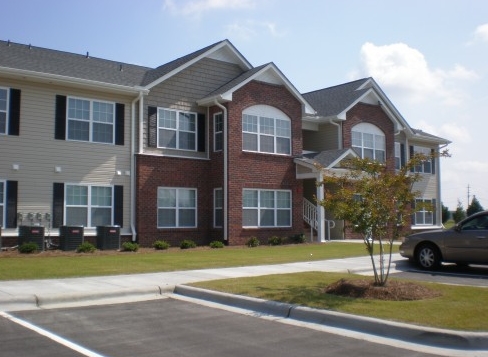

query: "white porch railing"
left=303, top=198, right=318, bottom=232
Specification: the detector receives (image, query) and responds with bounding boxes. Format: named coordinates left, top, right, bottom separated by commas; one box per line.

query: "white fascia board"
left=145, top=40, right=252, bottom=90
left=0, top=66, right=148, bottom=95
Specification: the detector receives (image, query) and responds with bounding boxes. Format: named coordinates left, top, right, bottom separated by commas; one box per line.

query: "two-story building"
left=0, top=39, right=449, bottom=248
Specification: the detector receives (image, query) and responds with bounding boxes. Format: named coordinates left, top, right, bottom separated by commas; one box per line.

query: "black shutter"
left=197, top=113, right=206, bottom=152
left=115, top=103, right=125, bottom=146
left=55, top=95, right=67, bottom=140
left=5, top=181, right=18, bottom=228
left=431, top=149, right=435, bottom=175
left=52, top=183, right=64, bottom=228
left=409, top=146, right=415, bottom=172
left=114, top=185, right=123, bottom=227
left=411, top=200, right=416, bottom=225
left=148, top=106, right=157, bottom=148
left=400, top=143, right=406, bottom=168
left=8, top=89, right=21, bottom=136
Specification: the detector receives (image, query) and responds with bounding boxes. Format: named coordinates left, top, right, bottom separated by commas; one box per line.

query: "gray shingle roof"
left=302, top=148, right=354, bottom=168
left=302, top=78, right=371, bottom=117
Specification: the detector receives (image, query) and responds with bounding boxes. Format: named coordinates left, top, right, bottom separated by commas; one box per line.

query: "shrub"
left=268, top=236, right=283, bottom=246
left=209, top=240, right=224, bottom=249
left=76, top=242, right=96, bottom=253
left=121, top=242, right=139, bottom=252
left=180, top=240, right=197, bottom=249
left=247, top=236, right=260, bottom=248
left=18, top=242, right=39, bottom=254
left=153, top=240, right=170, bottom=250
left=289, top=233, right=306, bottom=244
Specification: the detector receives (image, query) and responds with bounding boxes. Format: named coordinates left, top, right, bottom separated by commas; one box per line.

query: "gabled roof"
left=198, top=62, right=316, bottom=114
left=299, top=148, right=358, bottom=169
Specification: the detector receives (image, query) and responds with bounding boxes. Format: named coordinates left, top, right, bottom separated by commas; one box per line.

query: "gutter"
left=214, top=99, right=228, bottom=241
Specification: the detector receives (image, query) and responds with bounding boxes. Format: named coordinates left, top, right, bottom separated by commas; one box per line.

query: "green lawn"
left=0, top=242, right=368, bottom=280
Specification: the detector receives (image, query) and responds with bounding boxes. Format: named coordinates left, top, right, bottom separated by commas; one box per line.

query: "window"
left=67, top=97, right=115, bottom=144
left=157, top=188, right=197, bottom=228
left=65, top=185, right=113, bottom=227
left=242, top=105, right=291, bottom=155
left=411, top=146, right=433, bottom=173
left=352, top=123, right=385, bottom=162
left=158, top=108, right=196, bottom=150
left=0, top=88, right=7, bottom=134
left=243, top=189, right=291, bottom=227
left=414, top=199, right=434, bottom=225
left=214, top=113, right=223, bottom=151
left=0, top=180, right=4, bottom=227
left=395, top=142, right=401, bottom=170
left=214, top=188, right=223, bottom=228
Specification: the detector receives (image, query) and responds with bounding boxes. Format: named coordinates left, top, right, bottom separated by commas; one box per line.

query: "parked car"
left=400, top=210, right=488, bottom=270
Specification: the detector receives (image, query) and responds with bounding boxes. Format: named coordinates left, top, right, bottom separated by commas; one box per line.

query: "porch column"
left=316, top=172, right=326, bottom=242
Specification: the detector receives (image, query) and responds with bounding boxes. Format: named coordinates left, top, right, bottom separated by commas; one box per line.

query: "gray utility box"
left=59, top=225, right=84, bottom=251
left=18, top=225, right=45, bottom=250
left=96, top=225, right=120, bottom=250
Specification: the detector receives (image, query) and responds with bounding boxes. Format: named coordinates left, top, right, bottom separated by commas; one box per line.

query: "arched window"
left=351, top=123, right=385, bottom=162
left=242, top=105, right=291, bottom=155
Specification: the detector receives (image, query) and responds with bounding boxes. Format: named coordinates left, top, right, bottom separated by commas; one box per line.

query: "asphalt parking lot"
left=3, top=298, right=444, bottom=357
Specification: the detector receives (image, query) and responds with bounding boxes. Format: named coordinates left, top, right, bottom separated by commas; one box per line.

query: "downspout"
left=130, top=91, right=144, bottom=241
left=214, top=99, right=228, bottom=241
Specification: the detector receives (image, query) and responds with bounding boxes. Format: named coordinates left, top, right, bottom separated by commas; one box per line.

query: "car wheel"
left=416, top=244, right=440, bottom=270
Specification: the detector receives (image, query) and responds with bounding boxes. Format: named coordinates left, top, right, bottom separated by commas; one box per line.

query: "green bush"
left=180, top=240, right=197, bottom=249
left=289, top=233, right=306, bottom=244
left=209, top=240, right=224, bottom=249
left=268, top=236, right=283, bottom=246
left=247, top=236, right=260, bottom=248
left=18, top=242, right=39, bottom=254
left=153, top=240, right=170, bottom=250
left=76, top=242, right=96, bottom=253
left=121, top=242, right=139, bottom=252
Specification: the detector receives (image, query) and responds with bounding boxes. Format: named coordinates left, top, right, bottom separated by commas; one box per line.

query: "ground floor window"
left=214, top=188, right=223, bottom=228
left=414, top=198, right=434, bottom=225
left=243, top=189, right=291, bottom=227
left=65, top=184, right=113, bottom=227
left=157, top=187, right=197, bottom=228
left=0, top=180, right=4, bottom=227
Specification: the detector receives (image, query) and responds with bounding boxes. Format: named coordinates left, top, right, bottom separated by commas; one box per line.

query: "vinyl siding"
left=302, top=122, right=339, bottom=152
left=0, top=77, right=134, bottom=233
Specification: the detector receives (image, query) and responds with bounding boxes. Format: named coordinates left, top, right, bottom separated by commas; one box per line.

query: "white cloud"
left=355, top=42, right=477, bottom=106
left=163, top=0, right=256, bottom=17
left=473, top=23, right=488, bottom=42
left=417, top=120, right=470, bottom=144
left=226, top=20, right=285, bottom=41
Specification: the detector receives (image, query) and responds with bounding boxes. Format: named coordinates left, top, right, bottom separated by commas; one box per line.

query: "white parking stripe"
left=0, top=311, right=107, bottom=357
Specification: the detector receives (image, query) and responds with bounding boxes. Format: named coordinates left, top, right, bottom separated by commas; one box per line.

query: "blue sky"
left=2, top=0, right=487, bottom=210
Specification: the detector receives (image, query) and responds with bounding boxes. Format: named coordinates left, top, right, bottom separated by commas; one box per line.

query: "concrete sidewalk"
left=0, top=254, right=487, bottom=353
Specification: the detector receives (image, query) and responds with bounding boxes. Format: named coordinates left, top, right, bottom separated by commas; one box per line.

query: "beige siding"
left=0, top=77, right=135, bottom=234
left=303, top=122, right=339, bottom=152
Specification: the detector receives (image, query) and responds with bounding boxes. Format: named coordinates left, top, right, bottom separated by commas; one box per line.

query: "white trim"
left=0, top=86, right=9, bottom=135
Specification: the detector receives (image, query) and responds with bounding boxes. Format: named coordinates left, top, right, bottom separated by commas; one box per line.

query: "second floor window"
left=214, top=113, right=223, bottom=151
left=0, top=88, right=7, bottom=134
left=158, top=108, right=196, bottom=150
left=67, top=97, right=115, bottom=144
left=352, top=123, right=385, bottom=162
left=411, top=146, right=433, bottom=174
left=65, top=184, right=113, bottom=227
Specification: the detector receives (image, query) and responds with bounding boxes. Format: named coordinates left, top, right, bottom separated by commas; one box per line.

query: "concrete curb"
left=174, top=285, right=488, bottom=351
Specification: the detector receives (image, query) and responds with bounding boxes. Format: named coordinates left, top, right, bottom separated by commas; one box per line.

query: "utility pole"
left=467, top=184, right=471, bottom=206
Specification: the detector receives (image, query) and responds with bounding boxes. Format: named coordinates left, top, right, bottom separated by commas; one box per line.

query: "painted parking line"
left=0, top=311, right=107, bottom=357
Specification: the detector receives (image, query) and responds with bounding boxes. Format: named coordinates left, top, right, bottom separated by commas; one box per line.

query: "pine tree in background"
left=452, top=200, right=466, bottom=223
left=467, top=195, right=484, bottom=217
left=441, top=203, right=450, bottom=223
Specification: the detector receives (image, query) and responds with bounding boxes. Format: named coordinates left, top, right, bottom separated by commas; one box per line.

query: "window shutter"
left=114, top=185, right=123, bottom=227
left=411, top=200, right=416, bottom=225
left=197, top=113, right=206, bottom=152
left=5, top=181, right=18, bottom=228
left=431, top=149, right=435, bottom=175
left=52, top=183, right=64, bottom=228
left=148, top=106, right=157, bottom=148
left=8, top=89, right=21, bottom=136
left=115, top=103, right=125, bottom=146
left=400, top=143, right=406, bottom=168
left=409, top=146, right=415, bottom=172
left=55, top=95, right=67, bottom=140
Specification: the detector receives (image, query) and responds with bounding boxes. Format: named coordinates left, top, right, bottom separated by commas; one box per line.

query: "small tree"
left=452, top=200, right=466, bottom=223
left=317, top=150, right=449, bottom=286
left=467, top=195, right=484, bottom=217
left=441, top=203, right=450, bottom=223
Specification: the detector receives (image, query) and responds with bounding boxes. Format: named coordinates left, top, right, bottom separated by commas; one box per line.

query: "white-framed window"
left=65, top=184, right=113, bottom=227
left=214, top=113, right=223, bottom=152
left=242, top=105, right=291, bottom=155
left=67, top=97, right=115, bottom=144
left=158, top=108, right=197, bottom=151
left=0, top=87, right=8, bottom=135
left=157, top=187, right=197, bottom=228
left=412, top=146, right=432, bottom=173
left=0, top=180, right=5, bottom=227
left=214, top=188, right=223, bottom=228
left=414, top=198, right=434, bottom=225
left=395, top=142, right=401, bottom=170
left=243, top=189, right=291, bottom=227
left=352, top=123, right=385, bottom=162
